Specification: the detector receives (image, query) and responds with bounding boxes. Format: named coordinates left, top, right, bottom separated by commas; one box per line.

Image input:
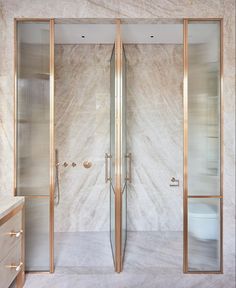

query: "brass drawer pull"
left=8, top=229, right=23, bottom=238
left=6, top=262, right=23, bottom=272
left=105, top=153, right=112, bottom=183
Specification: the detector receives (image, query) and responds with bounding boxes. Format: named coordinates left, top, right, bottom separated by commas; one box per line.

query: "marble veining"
left=0, top=0, right=235, bottom=285
left=55, top=43, right=183, bottom=232
left=55, top=44, right=112, bottom=232
left=0, top=196, right=24, bottom=219
left=126, top=44, right=183, bottom=231
left=23, top=231, right=235, bottom=288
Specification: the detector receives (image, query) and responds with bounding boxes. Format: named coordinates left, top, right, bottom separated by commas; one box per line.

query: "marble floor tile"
left=24, top=232, right=235, bottom=288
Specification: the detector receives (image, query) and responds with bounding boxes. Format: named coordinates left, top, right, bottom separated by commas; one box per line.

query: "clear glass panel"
left=110, top=45, right=116, bottom=263
left=188, top=198, right=221, bottom=271
left=188, top=21, right=221, bottom=196
left=121, top=47, right=127, bottom=259
left=25, top=198, right=50, bottom=271
left=16, top=22, right=50, bottom=196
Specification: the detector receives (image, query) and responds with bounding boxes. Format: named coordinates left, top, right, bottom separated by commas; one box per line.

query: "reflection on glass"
left=16, top=22, right=50, bottom=196
left=188, top=21, right=220, bottom=196
left=25, top=198, right=50, bottom=271
left=110, top=46, right=115, bottom=262
left=188, top=198, right=221, bottom=271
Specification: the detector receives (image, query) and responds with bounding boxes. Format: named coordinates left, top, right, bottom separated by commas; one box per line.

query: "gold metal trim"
left=183, top=19, right=188, bottom=273
left=220, top=18, right=224, bottom=274
left=23, top=195, right=50, bottom=198
left=183, top=18, right=223, bottom=274
left=49, top=19, right=55, bottom=274
left=15, top=204, right=25, bottom=287
left=14, top=18, right=52, bottom=22
left=188, top=195, right=223, bottom=198
left=183, top=18, right=223, bottom=21
left=26, top=271, right=51, bottom=274
left=114, top=18, right=122, bottom=273
left=13, top=19, right=17, bottom=197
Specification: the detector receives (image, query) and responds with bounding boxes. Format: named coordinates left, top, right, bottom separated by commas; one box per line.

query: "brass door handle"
left=105, top=153, right=112, bottom=183
left=6, top=262, right=23, bottom=272
left=125, top=153, right=132, bottom=183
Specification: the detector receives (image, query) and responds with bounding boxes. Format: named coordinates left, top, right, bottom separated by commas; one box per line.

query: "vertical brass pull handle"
left=105, top=153, right=112, bottom=183
left=125, top=153, right=132, bottom=183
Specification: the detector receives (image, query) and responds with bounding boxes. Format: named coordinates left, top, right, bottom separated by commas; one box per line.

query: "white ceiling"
left=55, top=24, right=116, bottom=44
left=55, top=24, right=183, bottom=44
left=18, top=23, right=219, bottom=45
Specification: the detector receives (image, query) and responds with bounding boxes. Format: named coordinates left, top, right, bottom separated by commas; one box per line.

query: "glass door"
left=108, top=20, right=128, bottom=273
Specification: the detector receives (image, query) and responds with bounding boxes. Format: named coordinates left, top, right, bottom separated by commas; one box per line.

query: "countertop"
left=0, top=196, right=25, bottom=220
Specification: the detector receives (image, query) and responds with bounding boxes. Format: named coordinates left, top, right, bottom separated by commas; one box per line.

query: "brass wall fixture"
left=83, top=160, right=92, bottom=169
left=170, top=177, right=179, bottom=187
left=56, top=161, right=93, bottom=168
left=63, top=162, right=69, bottom=167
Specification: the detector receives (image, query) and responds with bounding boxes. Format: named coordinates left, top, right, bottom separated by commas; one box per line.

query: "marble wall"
left=126, top=44, right=183, bottom=231
left=54, top=43, right=182, bottom=232
left=55, top=44, right=112, bottom=232
left=0, top=0, right=235, bottom=280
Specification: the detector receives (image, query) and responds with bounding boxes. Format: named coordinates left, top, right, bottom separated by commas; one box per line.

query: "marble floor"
left=23, top=232, right=234, bottom=288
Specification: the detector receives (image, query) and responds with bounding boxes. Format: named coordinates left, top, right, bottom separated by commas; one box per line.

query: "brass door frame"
left=114, top=18, right=123, bottom=273
left=183, top=18, right=223, bottom=274
left=13, top=18, right=55, bottom=273
left=13, top=17, right=223, bottom=275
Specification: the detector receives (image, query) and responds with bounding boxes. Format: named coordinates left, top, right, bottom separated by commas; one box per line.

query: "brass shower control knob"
left=83, top=161, right=92, bottom=169
left=63, top=162, right=69, bottom=167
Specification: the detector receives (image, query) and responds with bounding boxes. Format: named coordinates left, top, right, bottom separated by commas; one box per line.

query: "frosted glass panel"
left=25, top=198, right=50, bottom=271
left=188, top=21, right=221, bottom=196
left=16, top=21, right=51, bottom=272
left=16, top=22, right=50, bottom=196
left=188, top=198, right=221, bottom=271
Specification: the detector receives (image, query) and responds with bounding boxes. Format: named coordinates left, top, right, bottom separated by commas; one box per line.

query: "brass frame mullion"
left=15, top=18, right=52, bottom=22
left=49, top=18, right=55, bottom=274
left=188, top=195, right=223, bottom=199
left=220, top=18, right=224, bottom=274
left=114, top=18, right=122, bottom=273
left=183, top=19, right=188, bottom=273
left=13, top=19, right=17, bottom=197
